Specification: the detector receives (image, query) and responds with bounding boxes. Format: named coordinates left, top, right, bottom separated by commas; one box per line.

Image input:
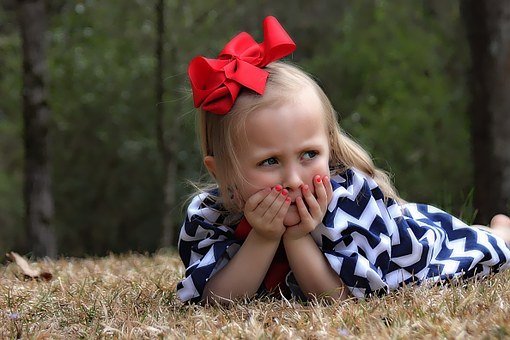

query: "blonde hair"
left=198, top=62, right=401, bottom=213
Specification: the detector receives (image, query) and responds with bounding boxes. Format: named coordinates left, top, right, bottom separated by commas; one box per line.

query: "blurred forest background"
left=1, top=0, right=509, bottom=257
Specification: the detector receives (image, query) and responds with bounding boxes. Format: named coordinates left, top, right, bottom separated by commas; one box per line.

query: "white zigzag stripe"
left=328, top=171, right=365, bottom=211
left=352, top=232, right=391, bottom=264
left=197, top=248, right=217, bottom=268
left=332, top=196, right=381, bottom=233
left=446, top=237, right=484, bottom=272
left=403, top=203, right=427, bottom=220
left=392, top=228, right=424, bottom=267
left=385, top=269, right=413, bottom=288
left=376, top=199, right=398, bottom=236
left=198, top=234, right=228, bottom=249
left=177, top=275, right=200, bottom=301
left=325, top=253, right=344, bottom=275
left=477, top=230, right=500, bottom=265
left=353, top=256, right=386, bottom=291
left=189, top=250, right=202, bottom=267
left=186, top=193, right=222, bottom=224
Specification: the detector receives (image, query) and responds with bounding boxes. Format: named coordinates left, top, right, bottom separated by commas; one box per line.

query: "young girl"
left=176, top=16, right=510, bottom=304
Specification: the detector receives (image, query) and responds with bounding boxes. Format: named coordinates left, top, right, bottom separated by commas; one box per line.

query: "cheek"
left=313, top=158, right=331, bottom=177
left=308, top=159, right=331, bottom=191
left=237, top=184, right=256, bottom=202
left=237, top=171, right=276, bottom=200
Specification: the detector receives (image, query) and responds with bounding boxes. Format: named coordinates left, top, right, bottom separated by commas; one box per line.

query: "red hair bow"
left=188, top=16, right=296, bottom=115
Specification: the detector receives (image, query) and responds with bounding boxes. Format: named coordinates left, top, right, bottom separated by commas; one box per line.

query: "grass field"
left=1, top=251, right=510, bottom=339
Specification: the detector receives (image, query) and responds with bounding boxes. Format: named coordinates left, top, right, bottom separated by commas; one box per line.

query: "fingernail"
left=281, top=189, right=288, bottom=196
left=315, top=176, right=321, bottom=183
left=285, top=197, right=291, bottom=203
left=324, top=176, right=329, bottom=181
left=275, top=184, right=282, bottom=192
left=302, top=185, right=308, bottom=191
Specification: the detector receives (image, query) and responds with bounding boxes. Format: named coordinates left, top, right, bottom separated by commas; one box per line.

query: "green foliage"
left=304, top=1, right=471, bottom=212
left=0, top=0, right=476, bottom=255
left=48, top=0, right=167, bottom=255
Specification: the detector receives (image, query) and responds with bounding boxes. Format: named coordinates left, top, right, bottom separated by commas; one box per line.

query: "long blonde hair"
left=198, top=62, right=400, bottom=213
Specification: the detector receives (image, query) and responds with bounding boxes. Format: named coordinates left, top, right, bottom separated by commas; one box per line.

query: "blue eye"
left=302, top=151, right=318, bottom=160
left=259, top=157, right=278, bottom=166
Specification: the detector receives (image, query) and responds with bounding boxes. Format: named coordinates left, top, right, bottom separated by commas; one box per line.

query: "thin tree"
left=461, top=1, right=510, bottom=223
left=18, top=0, right=57, bottom=257
left=156, top=0, right=180, bottom=247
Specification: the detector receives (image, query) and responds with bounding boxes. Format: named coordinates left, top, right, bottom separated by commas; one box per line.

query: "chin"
left=283, top=206, right=301, bottom=227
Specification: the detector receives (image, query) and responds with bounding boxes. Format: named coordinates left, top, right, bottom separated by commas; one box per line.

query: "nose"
left=282, top=164, right=303, bottom=192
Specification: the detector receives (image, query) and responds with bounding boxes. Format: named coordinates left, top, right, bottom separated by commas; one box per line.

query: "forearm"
left=203, top=231, right=280, bottom=303
left=283, top=234, right=349, bottom=300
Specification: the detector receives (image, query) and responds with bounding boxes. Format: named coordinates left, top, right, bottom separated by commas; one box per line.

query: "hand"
left=284, top=175, right=333, bottom=241
left=243, top=185, right=291, bottom=241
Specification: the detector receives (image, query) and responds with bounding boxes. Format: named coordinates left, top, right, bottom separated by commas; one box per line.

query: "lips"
left=288, top=195, right=301, bottom=205
left=291, top=196, right=313, bottom=210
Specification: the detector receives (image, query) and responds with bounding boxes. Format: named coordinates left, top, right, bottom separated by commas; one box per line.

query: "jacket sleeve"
left=311, top=169, right=399, bottom=297
left=176, top=193, right=242, bottom=303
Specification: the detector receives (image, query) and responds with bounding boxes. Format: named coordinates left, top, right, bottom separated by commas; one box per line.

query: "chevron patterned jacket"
left=177, top=168, right=510, bottom=303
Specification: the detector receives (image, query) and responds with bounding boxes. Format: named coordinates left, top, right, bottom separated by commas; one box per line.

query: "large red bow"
left=188, top=16, right=296, bottom=115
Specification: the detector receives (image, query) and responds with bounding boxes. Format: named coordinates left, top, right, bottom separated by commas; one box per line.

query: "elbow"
left=301, top=279, right=350, bottom=302
left=202, top=282, right=256, bottom=305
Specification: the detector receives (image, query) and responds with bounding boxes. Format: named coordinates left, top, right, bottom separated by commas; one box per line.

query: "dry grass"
left=1, top=252, right=510, bottom=339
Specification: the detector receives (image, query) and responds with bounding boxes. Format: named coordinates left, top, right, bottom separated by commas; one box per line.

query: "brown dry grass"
left=1, top=251, right=510, bottom=339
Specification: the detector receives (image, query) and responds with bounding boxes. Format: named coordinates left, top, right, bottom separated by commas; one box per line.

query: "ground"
left=1, top=252, right=510, bottom=338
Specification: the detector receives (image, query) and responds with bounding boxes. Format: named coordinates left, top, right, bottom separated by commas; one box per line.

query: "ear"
left=203, top=156, right=217, bottom=179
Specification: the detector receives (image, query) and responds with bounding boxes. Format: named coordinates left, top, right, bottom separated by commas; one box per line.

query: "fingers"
left=301, top=184, right=320, bottom=218
left=244, top=186, right=279, bottom=213
left=243, top=185, right=290, bottom=241
left=323, top=175, right=333, bottom=208
left=244, top=185, right=290, bottom=221
left=294, top=174, right=332, bottom=228
left=295, top=195, right=310, bottom=220
left=301, top=175, right=330, bottom=217
left=269, top=189, right=291, bottom=223
left=313, top=175, right=328, bottom=208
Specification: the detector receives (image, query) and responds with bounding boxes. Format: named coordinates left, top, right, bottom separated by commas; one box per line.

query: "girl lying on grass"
left=176, top=16, right=510, bottom=304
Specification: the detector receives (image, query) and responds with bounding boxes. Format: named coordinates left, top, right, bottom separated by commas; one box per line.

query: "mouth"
left=288, top=199, right=300, bottom=208
left=288, top=197, right=298, bottom=206
left=288, top=196, right=310, bottom=210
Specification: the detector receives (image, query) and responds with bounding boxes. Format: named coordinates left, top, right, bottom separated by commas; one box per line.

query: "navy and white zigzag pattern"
left=176, top=192, right=243, bottom=303
left=177, top=168, right=510, bottom=303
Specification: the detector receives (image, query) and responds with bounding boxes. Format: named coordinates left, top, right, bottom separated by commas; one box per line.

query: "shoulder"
left=326, top=167, right=395, bottom=217
left=185, top=189, right=240, bottom=227
left=179, top=190, right=239, bottom=254
left=330, top=167, right=379, bottom=198
left=178, top=190, right=241, bottom=274
left=321, top=168, right=399, bottom=232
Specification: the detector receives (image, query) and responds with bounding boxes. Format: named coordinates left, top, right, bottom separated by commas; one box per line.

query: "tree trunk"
left=18, top=0, right=57, bottom=257
left=156, top=0, right=180, bottom=248
left=461, top=1, right=510, bottom=223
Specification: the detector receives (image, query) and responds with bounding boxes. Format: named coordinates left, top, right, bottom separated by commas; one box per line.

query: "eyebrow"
left=251, top=142, right=327, bottom=161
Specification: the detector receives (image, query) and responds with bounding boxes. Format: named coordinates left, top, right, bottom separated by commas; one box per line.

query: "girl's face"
left=236, top=89, right=331, bottom=226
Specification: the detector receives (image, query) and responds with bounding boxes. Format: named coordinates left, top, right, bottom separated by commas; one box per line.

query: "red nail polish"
left=275, top=184, right=282, bottom=192
left=285, top=197, right=291, bottom=203
left=316, top=176, right=321, bottom=183
left=282, top=189, right=288, bottom=196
